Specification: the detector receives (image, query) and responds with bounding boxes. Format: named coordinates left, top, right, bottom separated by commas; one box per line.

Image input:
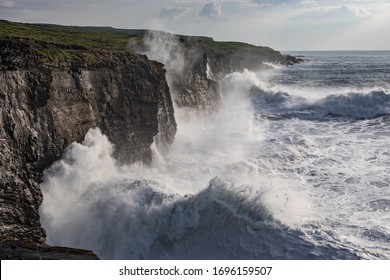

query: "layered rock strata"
left=0, top=38, right=176, bottom=253
left=131, top=33, right=299, bottom=110
left=1, top=31, right=299, bottom=259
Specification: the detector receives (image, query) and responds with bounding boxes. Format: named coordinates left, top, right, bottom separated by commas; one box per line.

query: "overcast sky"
left=1, top=0, right=389, bottom=50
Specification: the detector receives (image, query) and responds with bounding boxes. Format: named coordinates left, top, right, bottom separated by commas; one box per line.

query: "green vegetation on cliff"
left=0, top=19, right=143, bottom=50
left=0, top=20, right=145, bottom=62
left=0, top=19, right=290, bottom=63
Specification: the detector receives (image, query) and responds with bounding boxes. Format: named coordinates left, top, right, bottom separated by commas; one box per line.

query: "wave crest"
left=253, top=87, right=390, bottom=120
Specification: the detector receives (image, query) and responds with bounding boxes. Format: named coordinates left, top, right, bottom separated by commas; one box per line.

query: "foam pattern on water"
left=41, top=51, right=390, bottom=259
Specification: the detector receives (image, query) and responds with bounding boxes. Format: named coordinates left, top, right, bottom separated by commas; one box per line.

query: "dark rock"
left=168, top=50, right=221, bottom=110
left=284, top=55, right=304, bottom=65
left=0, top=239, right=99, bottom=260
left=0, top=38, right=176, bottom=248
left=1, top=32, right=299, bottom=259
left=133, top=32, right=300, bottom=110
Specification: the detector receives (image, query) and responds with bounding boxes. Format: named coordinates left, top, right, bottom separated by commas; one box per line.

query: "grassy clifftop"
left=0, top=19, right=144, bottom=51
left=0, top=19, right=286, bottom=62
left=0, top=20, right=146, bottom=62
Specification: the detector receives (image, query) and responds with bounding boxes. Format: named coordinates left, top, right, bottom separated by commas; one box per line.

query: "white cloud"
left=0, top=0, right=389, bottom=50
left=199, top=2, right=223, bottom=18
left=0, top=0, right=14, bottom=7
left=160, top=7, right=191, bottom=20
left=251, top=0, right=301, bottom=6
left=289, top=4, right=371, bottom=24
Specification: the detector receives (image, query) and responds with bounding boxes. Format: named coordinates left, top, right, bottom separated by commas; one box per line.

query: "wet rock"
left=0, top=38, right=176, bottom=247
left=0, top=239, right=99, bottom=260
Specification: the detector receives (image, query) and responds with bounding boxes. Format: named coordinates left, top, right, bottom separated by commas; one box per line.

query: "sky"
left=1, top=0, right=390, bottom=50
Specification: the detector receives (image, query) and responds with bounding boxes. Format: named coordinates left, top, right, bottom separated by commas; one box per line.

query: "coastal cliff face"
left=1, top=22, right=300, bottom=259
left=168, top=49, right=221, bottom=110
left=0, top=38, right=176, bottom=251
left=132, top=33, right=299, bottom=110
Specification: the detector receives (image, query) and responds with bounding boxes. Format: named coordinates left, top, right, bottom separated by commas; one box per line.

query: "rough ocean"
left=40, top=50, right=390, bottom=260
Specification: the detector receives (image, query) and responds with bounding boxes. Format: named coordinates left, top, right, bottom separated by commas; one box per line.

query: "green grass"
left=0, top=19, right=280, bottom=62
left=34, top=49, right=97, bottom=63
left=208, top=41, right=279, bottom=56
left=211, top=41, right=258, bottom=50
left=179, top=37, right=281, bottom=59
left=0, top=20, right=144, bottom=51
left=0, top=20, right=148, bottom=62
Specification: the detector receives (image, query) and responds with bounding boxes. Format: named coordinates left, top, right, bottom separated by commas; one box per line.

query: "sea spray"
left=40, top=47, right=390, bottom=260
left=40, top=68, right=316, bottom=259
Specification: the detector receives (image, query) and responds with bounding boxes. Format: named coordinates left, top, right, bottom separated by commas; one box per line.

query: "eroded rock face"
left=168, top=50, right=221, bottom=110
left=131, top=32, right=222, bottom=111
left=133, top=32, right=298, bottom=110
left=1, top=34, right=298, bottom=258
left=0, top=38, right=176, bottom=245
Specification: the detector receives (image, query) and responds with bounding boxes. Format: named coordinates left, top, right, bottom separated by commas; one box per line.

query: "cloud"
left=289, top=5, right=371, bottom=24
left=251, top=0, right=301, bottom=6
left=159, top=6, right=191, bottom=20
left=1, top=0, right=388, bottom=50
left=199, top=2, right=223, bottom=19
left=0, top=0, right=94, bottom=11
left=0, top=0, right=14, bottom=7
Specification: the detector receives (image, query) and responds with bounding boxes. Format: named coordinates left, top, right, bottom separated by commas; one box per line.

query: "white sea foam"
left=40, top=50, right=390, bottom=260
left=251, top=84, right=390, bottom=120
left=40, top=69, right=316, bottom=259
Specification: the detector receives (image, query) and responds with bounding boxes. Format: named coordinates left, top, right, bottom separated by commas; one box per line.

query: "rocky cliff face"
left=1, top=29, right=299, bottom=259
left=204, top=47, right=297, bottom=81
left=0, top=38, right=176, bottom=251
left=130, top=32, right=220, bottom=110
left=131, top=32, right=299, bottom=110
left=167, top=49, right=221, bottom=110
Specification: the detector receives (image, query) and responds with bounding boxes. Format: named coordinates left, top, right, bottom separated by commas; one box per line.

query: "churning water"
left=40, top=50, right=390, bottom=259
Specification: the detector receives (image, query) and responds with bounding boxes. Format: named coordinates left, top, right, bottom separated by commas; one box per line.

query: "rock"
left=0, top=239, right=99, bottom=260
left=1, top=28, right=300, bottom=259
left=134, top=32, right=300, bottom=110
left=168, top=50, right=221, bottom=110
left=0, top=38, right=176, bottom=246
left=284, top=55, right=304, bottom=65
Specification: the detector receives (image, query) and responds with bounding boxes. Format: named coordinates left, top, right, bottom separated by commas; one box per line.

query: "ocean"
left=40, top=50, right=390, bottom=259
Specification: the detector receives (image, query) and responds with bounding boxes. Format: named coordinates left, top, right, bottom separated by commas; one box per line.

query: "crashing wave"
left=41, top=159, right=361, bottom=259
left=40, top=67, right=388, bottom=260
left=252, top=87, right=390, bottom=120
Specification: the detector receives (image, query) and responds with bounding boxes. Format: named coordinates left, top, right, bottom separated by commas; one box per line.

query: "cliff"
left=130, top=32, right=300, bottom=110
left=0, top=36, right=176, bottom=258
left=0, top=20, right=299, bottom=259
